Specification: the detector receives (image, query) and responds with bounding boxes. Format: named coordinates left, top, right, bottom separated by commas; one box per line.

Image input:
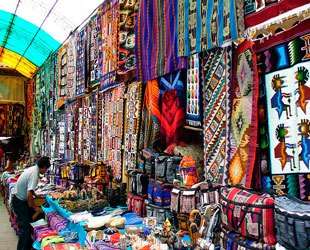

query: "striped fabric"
left=135, top=0, right=187, bottom=82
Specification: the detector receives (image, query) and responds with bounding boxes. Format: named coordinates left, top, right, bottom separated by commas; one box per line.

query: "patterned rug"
left=228, top=40, right=259, bottom=188
left=186, top=54, right=202, bottom=127
left=75, top=98, right=84, bottom=162
left=65, top=101, right=76, bottom=161
left=66, top=33, right=77, bottom=99
left=102, top=84, right=125, bottom=179
left=299, top=174, right=310, bottom=202
left=89, top=15, right=101, bottom=86
left=135, top=0, right=187, bottom=82
left=97, top=91, right=103, bottom=161
left=0, top=104, right=24, bottom=137
left=76, top=26, right=87, bottom=96
left=90, top=91, right=98, bottom=163
left=123, top=81, right=142, bottom=171
left=82, top=96, right=91, bottom=162
left=99, top=1, right=119, bottom=91
left=117, top=0, right=139, bottom=82
left=177, top=0, right=244, bottom=56
left=202, top=47, right=232, bottom=185
left=57, top=44, right=68, bottom=108
left=138, top=80, right=161, bottom=151
left=245, top=0, right=309, bottom=28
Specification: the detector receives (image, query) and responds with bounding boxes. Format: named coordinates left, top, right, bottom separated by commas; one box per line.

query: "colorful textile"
left=135, top=0, right=187, bottom=82
left=97, top=91, right=103, bottom=161
left=245, top=0, right=310, bottom=28
left=90, top=91, right=98, bottom=163
left=82, top=96, right=91, bottom=162
left=47, top=212, right=68, bottom=232
left=76, top=26, right=87, bottom=96
left=99, top=1, right=119, bottom=91
left=256, top=19, right=310, bottom=175
left=123, top=81, right=142, bottom=171
left=186, top=53, right=202, bottom=127
left=0, top=104, right=24, bottom=137
left=57, top=44, right=68, bottom=107
left=299, top=174, right=310, bottom=202
left=89, top=14, right=101, bottom=85
left=43, top=243, right=83, bottom=250
left=25, top=78, right=34, bottom=122
left=160, top=89, right=185, bottom=147
left=102, top=84, right=125, bottom=179
left=117, top=0, right=139, bottom=82
left=75, top=98, right=84, bottom=162
left=138, top=80, right=161, bottom=151
left=177, top=0, right=244, bottom=56
left=228, top=40, right=259, bottom=188
left=66, top=33, right=77, bottom=99
left=203, top=47, right=232, bottom=185
left=65, top=101, right=76, bottom=161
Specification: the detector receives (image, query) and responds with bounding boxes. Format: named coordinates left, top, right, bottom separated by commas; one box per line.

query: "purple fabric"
left=47, top=213, right=68, bottom=232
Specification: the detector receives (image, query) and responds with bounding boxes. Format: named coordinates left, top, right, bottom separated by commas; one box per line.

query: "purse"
left=137, top=149, right=157, bottom=178
left=274, top=195, right=310, bottom=250
left=127, top=193, right=146, bottom=217
left=128, top=169, right=149, bottom=196
left=220, top=186, right=276, bottom=245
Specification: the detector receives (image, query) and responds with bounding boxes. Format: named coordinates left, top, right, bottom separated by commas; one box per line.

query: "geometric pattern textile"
left=90, top=91, right=98, bottom=163
left=65, top=101, right=76, bottom=161
left=256, top=19, right=310, bottom=175
left=0, top=104, right=24, bottom=137
left=97, top=91, right=104, bottom=161
left=66, top=33, right=77, bottom=100
left=203, top=47, right=232, bottom=185
left=102, top=84, right=125, bottom=179
left=76, top=26, right=87, bottom=96
left=89, top=14, right=101, bottom=86
left=123, top=81, right=142, bottom=171
left=135, top=0, right=187, bottom=82
left=299, top=174, right=310, bottom=202
left=117, top=0, right=139, bottom=82
left=177, top=0, right=245, bottom=56
left=228, top=40, right=259, bottom=188
left=57, top=44, right=68, bottom=108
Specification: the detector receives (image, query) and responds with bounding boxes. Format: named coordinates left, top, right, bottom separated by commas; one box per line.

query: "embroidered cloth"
left=65, top=101, right=76, bottom=161
left=76, top=26, right=87, bottom=96
left=89, top=14, right=101, bottom=85
left=66, top=33, right=77, bottom=99
left=228, top=40, right=259, bottom=188
left=90, top=91, right=98, bottom=163
left=203, top=47, right=232, bottom=185
left=135, top=0, right=187, bottom=82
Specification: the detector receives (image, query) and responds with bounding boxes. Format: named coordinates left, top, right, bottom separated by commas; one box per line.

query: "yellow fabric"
left=0, top=76, right=25, bottom=103
left=0, top=47, right=38, bottom=78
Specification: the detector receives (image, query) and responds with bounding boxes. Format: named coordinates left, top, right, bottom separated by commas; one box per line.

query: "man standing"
left=11, top=156, right=51, bottom=250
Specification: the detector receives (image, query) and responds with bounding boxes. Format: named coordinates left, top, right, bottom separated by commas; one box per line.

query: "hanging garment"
left=202, top=47, right=232, bottom=186
left=76, top=26, right=87, bottom=96
left=160, top=89, right=185, bottom=147
left=228, top=40, right=259, bottom=188
left=135, top=0, right=187, bottom=82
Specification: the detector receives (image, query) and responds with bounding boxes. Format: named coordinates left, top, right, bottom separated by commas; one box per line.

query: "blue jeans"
left=11, top=195, right=34, bottom=250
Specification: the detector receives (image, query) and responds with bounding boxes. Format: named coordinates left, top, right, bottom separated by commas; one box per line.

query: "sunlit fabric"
left=0, top=75, right=25, bottom=103
left=0, top=0, right=104, bottom=78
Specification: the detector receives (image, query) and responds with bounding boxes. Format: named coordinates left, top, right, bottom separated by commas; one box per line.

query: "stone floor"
left=0, top=195, right=18, bottom=250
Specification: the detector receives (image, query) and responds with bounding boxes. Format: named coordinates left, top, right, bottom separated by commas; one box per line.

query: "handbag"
left=128, top=169, right=149, bottom=196
left=171, top=186, right=201, bottom=214
left=274, top=195, right=310, bottom=250
left=147, top=180, right=173, bottom=206
left=137, top=149, right=157, bottom=178
left=220, top=186, right=276, bottom=245
left=127, top=193, right=146, bottom=217
left=154, top=154, right=182, bottom=183
left=145, top=201, right=173, bottom=225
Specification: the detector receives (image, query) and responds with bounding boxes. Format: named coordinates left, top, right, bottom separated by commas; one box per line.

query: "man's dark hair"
left=36, top=156, right=51, bottom=169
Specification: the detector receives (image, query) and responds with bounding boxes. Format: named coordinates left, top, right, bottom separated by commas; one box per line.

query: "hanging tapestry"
left=66, top=33, right=77, bottom=99
left=90, top=91, right=98, bottom=163
left=97, top=91, right=104, bottom=161
left=82, top=96, right=91, bottom=162
left=186, top=54, right=202, bottom=127
left=245, top=0, right=309, bottom=28
left=203, top=47, right=232, bottom=185
left=99, top=0, right=119, bottom=91
left=138, top=80, right=161, bottom=151
left=177, top=0, right=244, bottom=56
left=135, top=0, right=187, bottom=82
left=65, top=101, right=76, bottom=161
left=57, top=44, right=68, bottom=108
left=0, top=104, right=24, bottom=137
left=25, top=78, right=34, bottom=122
left=12, top=104, right=24, bottom=136
left=123, top=81, right=142, bottom=171
left=76, top=26, right=87, bottom=96
left=74, top=98, right=84, bottom=162
left=55, top=110, right=65, bottom=159
left=255, top=19, right=310, bottom=175
left=89, top=14, right=101, bottom=86
left=102, top=84, right=125, bottom=179
left=0, top=105, right=10, bottom=136
left=117, top=0, right=139, bottom=82
left=228, top=40, right=259, bottom=188
left=299, top=174, right=310, bottom=202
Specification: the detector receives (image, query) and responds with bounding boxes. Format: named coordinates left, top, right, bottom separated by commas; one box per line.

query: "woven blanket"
left=0, top=104, right=24, bottom=137
left=90, top=91, right=98, bottom=163
left=245, top=0, right=309, bottom=28
left=299, top=174, right=310, bottom=202
left=177, top=0, right=244, bottom=56
left=82, top=96, right=91, bottom=162
left=66, top=33, right=77, bottom=99
left=99, top=1, right=119, bottom=91
left=65, top=101, right=76, bottom=161
left=89, top=14, right=101, bottom=85
left=123, top=81, right=142, bottom=171
left=135, top=0, right=187, bottom=82
left=102, top=84, right=125, bottom=179
left=203, top=47, right=231, bottom=185
left=97, top=91, right=103, bottom=161
left=75, top=98, right=84, bottom=162
left=256, top=19, right=310, bottom=175
left=57, top=44, right=68, bottom=108
left=76, top=26, right=87, bottom=96
left=117, top=0, right=139, bottom=82
left=186, top=53, right=202, bottom=127
left=228, top=40, right=259, bottom=188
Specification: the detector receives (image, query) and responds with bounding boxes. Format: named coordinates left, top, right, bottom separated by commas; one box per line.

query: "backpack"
left=137, top=149, right=157, bottom=178
left=128, top=169, right=149, bottom=196
left=127, top=193, right=146, bottom=217
left=154, top=154, right=182, bottom=183
left=147, top=180, right=173, bottom=206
